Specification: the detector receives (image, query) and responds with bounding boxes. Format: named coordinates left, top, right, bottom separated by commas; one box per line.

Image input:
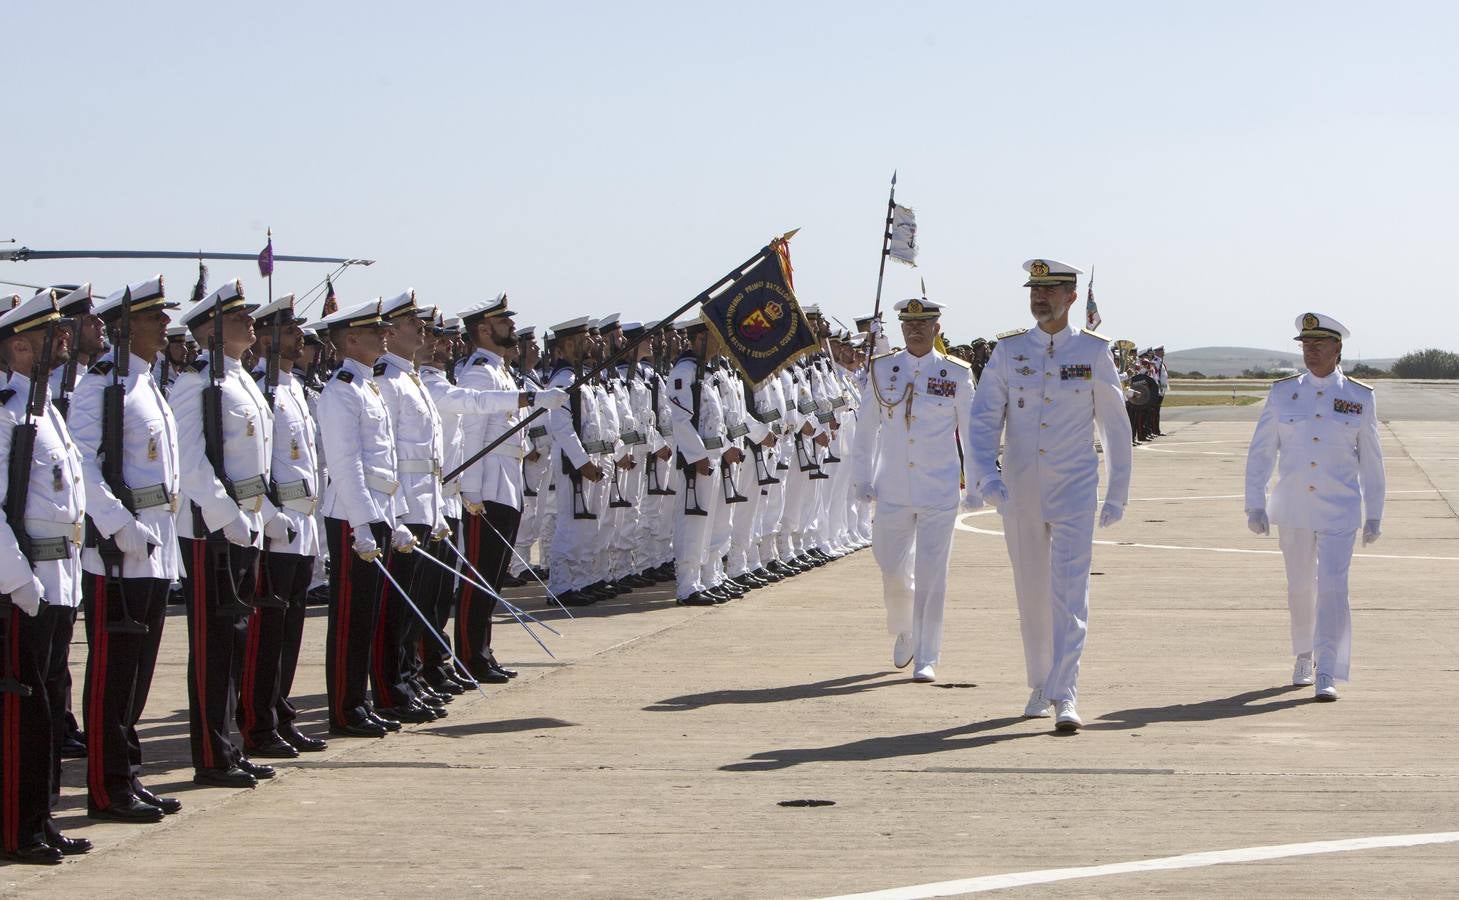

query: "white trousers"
left=1002, top=510, right=1096, bottom=702
left=1278, top=526, right=1356, bottom=682
left=549, top=466, right=600, bottom=594
left=872, top=502, right=957, bottom=667
left=673, top=467, right=718, bottom=598
left=727, top=458, right=763, bottom=577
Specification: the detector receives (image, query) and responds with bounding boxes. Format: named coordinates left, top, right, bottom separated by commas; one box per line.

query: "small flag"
left=190, top=258, right=208, bottom=305
left=322, top=274, right=339, bottom=315
left=698, top=233, right=818, bottom=386
left=1085, top=270, right=1101, bottom=330
left=887, top=204, right=918, bottom=266
left=257, top=230, right=274, bottom=278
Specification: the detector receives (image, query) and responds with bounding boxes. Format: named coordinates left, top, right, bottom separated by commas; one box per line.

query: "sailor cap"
left=97, top=276, right=175, bottom=322
left=1022, top=258, right=1083, bottom=287
left=320, top=298, right=386, bottom=330
left=596, top=312, right=621, bottom=329
left=674, top=316, right=707, bottom=334
left=853, top=314, right=877, bottom=328
left=254, top=294, right=302, bottom=328
left=549, top=315, right=592, bottom=337
left=380, top=289, right=420, bottom=322
left=1294, top=312, right=1349, bottom=341
left=516, top=325, right=537, bottom=340
left=0, top=290, right=60, bottom=342
left=55, top=284, right=93, bottom=316
left=619, top=321, right=644, bottom=337
left=301, top=325, right=324, bottom=346
left=182, top=279, right=257, bottom=329
left=440, top=315, right=463, bottom=335
left=166, top=325, right=190, bottom=339
left=459, top=292, right=512, bottom=324
left=893, top=297, right=942, bottom=321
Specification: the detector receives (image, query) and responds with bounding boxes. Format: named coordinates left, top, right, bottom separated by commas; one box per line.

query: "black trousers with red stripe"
left=371, top=522, right=430, bottom=710
left=81, top=575, right=168, bottom=810
left=418, top=516, right=461, bottom=686
left=325, top=519, right=388, bottom=728
left=1, top=604, right=64, bottom=852
left=41, top=607, right=77, bottom=807
left=457, top=502, right=520, bottom=678
left=180, top=537, right=258, bottom=772
left=237, top=549, right=313, bottom=747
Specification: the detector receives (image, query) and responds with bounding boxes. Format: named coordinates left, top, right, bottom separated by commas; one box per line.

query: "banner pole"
left=867, top=170, right=897, bottom=364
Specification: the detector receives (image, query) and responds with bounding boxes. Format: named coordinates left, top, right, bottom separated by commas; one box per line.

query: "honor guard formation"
left=0, top=258, right=1384, bottom=865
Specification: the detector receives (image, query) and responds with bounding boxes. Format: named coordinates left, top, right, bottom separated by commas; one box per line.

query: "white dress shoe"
left=1315, top=674, right=1339, bottom=702
left=1292, top=656, right=1316, bottom=686
left=892, top=633, right=914, bottom=669
left=1023, top=687, right=1052, bottom=718
left=1054, top=699, right=1083, bottom=731
left=912, top=664, right=936, bottom=683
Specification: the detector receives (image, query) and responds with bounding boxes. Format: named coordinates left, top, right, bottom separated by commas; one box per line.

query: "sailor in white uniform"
left=851, top=297, right=976, bottom=684
left=1244, top=312, right=1384, bottom=701
left=968, top=259, right=1133, bottom=731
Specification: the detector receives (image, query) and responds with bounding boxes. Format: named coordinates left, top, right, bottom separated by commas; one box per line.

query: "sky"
left=5, top=1, right=1456, bottom=359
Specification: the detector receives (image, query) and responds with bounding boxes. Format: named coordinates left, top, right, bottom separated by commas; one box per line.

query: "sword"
left=369, top=557, right=490, bottom=701
left=455, top=517, right=574, bottom=621
left=410, top=544, right=561, bottom=639
left=417, top=541, right=558, bottom=659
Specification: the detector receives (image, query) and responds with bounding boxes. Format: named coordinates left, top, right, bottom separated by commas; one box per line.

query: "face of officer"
left=76, top=311, right=105, bottom=358
left=1029, top=284, right=1077, bottom=330
left=0, top=326, right=68, bottom=375
left=1301, top=336, right=1341, bottom=377
left=901, top=316, right=939, bottom=357
left=388, top=314, right=426, bottom=358
left=337, top=323, right=387, bottom=364
left=125, top=308, right=172, bottom=363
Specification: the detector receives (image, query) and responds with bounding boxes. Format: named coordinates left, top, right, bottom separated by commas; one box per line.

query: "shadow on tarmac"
left=721, top=715, right=1036, bottom=771
left=645, top=672, right=901, bottom=712
left=1085, top=684, right=1311, bottom=730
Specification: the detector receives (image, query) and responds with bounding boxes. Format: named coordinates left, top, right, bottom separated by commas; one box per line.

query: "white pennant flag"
left=887, top=204, right=918, bottom=266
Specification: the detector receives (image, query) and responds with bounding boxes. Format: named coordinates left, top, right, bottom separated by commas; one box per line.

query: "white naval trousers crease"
left=872, top=502, right=957, bottom=667
left=1278, top=526, right=1356, bottom=682
left=1002, top=510, right=1095, bottom=702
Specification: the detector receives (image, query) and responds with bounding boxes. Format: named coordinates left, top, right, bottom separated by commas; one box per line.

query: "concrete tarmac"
left=6, top=391, right=1457, bottom=897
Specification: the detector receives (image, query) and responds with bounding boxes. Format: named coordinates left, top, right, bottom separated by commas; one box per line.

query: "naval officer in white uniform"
left=851, top=296, right=975, bottom=684
left=1244, top=312, right=1384, bottom=701
left=968, top=259, right=1132, bottom=731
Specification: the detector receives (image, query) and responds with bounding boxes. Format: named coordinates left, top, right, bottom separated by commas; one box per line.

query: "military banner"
left=887, top=203, right=918, bottom=266
left=699, top=235, right=818, bottom=387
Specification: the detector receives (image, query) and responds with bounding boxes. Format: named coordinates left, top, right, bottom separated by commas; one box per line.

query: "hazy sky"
left=6, top=1, right=1455, bottom=358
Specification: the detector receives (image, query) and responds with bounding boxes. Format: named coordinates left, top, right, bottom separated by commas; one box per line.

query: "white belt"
left=24, top=519, right=85, bottom=543
left=442, top=481, right=462, bottom=497
left=282, top=497, right=318, bottom=515
left=398, top=459, right=441, bottom=476
left=366, top=474, right=399, bottom=496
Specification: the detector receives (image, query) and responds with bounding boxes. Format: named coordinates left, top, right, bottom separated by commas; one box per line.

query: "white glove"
left=8, top=577, right=44, bottom=616
left=533, top=388, right=569, bottom=410
left=112, top=519, right=159, bottom=555
left=1362, top=519, right=1381, bottom=546
left=854, top=482, right=875, bottom=503
left=352, top=524, right=381, bottom=561
left=1098, top=502, right=1124, bottom=528
left=263, top=515, right=295, bottom=545
left=1247, top=509, right=1270, bottom=536
left=980, top=479, right=1009, bottom=511
left=867, top=319, right=882, bottom=338
left=221, top=512, right=253, bottom=547
left=391, top=524, right=417, bottom=553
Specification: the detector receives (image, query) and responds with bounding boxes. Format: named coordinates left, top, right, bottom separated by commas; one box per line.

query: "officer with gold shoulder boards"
left=968, top=259, right=1133, bottom=731
left=1244, top=312, right=1384, bottom=701
left=851, top=296, right=976, bottom=684
left=72, top=277, right=184, bottom=821
left=0, top=292, right=91, bottom=863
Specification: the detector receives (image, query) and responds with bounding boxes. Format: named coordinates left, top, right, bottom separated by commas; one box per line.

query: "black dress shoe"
left=248, top=735, right=301, bottom=759
left=557, top=590, right=596, bottom=607
left=719, top=582, right=746, bottom=598
left=193, top=767, right=257, bottom=789
left=236, top=757, right=277, bottom=780
left=89, top=795, right=165, bottom=822
left=753, top=567, right=781, bottom=583
left=485, top=655, right=518, bottom=678
left=499, top=573, right=527, bottom=588
left=59, top=734, right=88, bottom=759
left=45, top=831, right=93, bottom=856
left=280, top=727, right=329, bottom=752
left=133, top=786, right=182, bottom=814
left=702, top=587, right=731, bottom=604
left=366, top=712, right=403, bottom=732
left=428, top=677, right=466, bottom=696
left=329, top=720, right=387, bottom=738
left=1, top=842, right=63, bottom=865
left=676, top=592, right=716, bottom=607
left=376, top=704, right=436, bottom=724
left=474, top=668, right=510, bottom=685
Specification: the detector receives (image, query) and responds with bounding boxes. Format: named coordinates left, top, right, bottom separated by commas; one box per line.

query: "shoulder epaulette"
left=1080, top=328, right=1111, bottom=342
left=1273, top=373, right=1300, bottom=384
left=188, top=359, right=208, bottom=373
left=372, top=361, right=388, bottom=376
left=88, top=360, right=114, bottom=376
left=1347, top=376, right=1374, bottom=391
left=335, top=369, right=355, bottom=384
left=0, top=388, right=15, bottom=405
left=995, top=328, right=1028, bottom=340
left=251, top=369, right=266, bottom=381
left=471, top=356, right=490, bottom=366
left=943, top=354, right=971, bottom=369
left=871, top=350, right=897, bottom=363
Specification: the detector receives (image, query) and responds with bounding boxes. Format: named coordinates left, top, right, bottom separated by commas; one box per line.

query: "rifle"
left=0, top=320, right=64, bottom=695
left=676, top=352, right=709, bottom=516
left=562, top=354, right=597, bottom=520
left=54, top=332, right=80, bottom=419
left=718, top=364, right=749, bottom=504
left=744, top=376, right=780, bottom=487
left=91, top=290, right=149, bottom=634
left=197, top=290, right=256, bottom=617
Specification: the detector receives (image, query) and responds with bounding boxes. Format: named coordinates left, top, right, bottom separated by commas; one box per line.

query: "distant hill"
left=1165, top=346, right=1396, bottom=377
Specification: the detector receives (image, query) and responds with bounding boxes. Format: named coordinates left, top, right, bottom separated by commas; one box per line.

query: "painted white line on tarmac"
left=820, top=831, right=1459, bottom=899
